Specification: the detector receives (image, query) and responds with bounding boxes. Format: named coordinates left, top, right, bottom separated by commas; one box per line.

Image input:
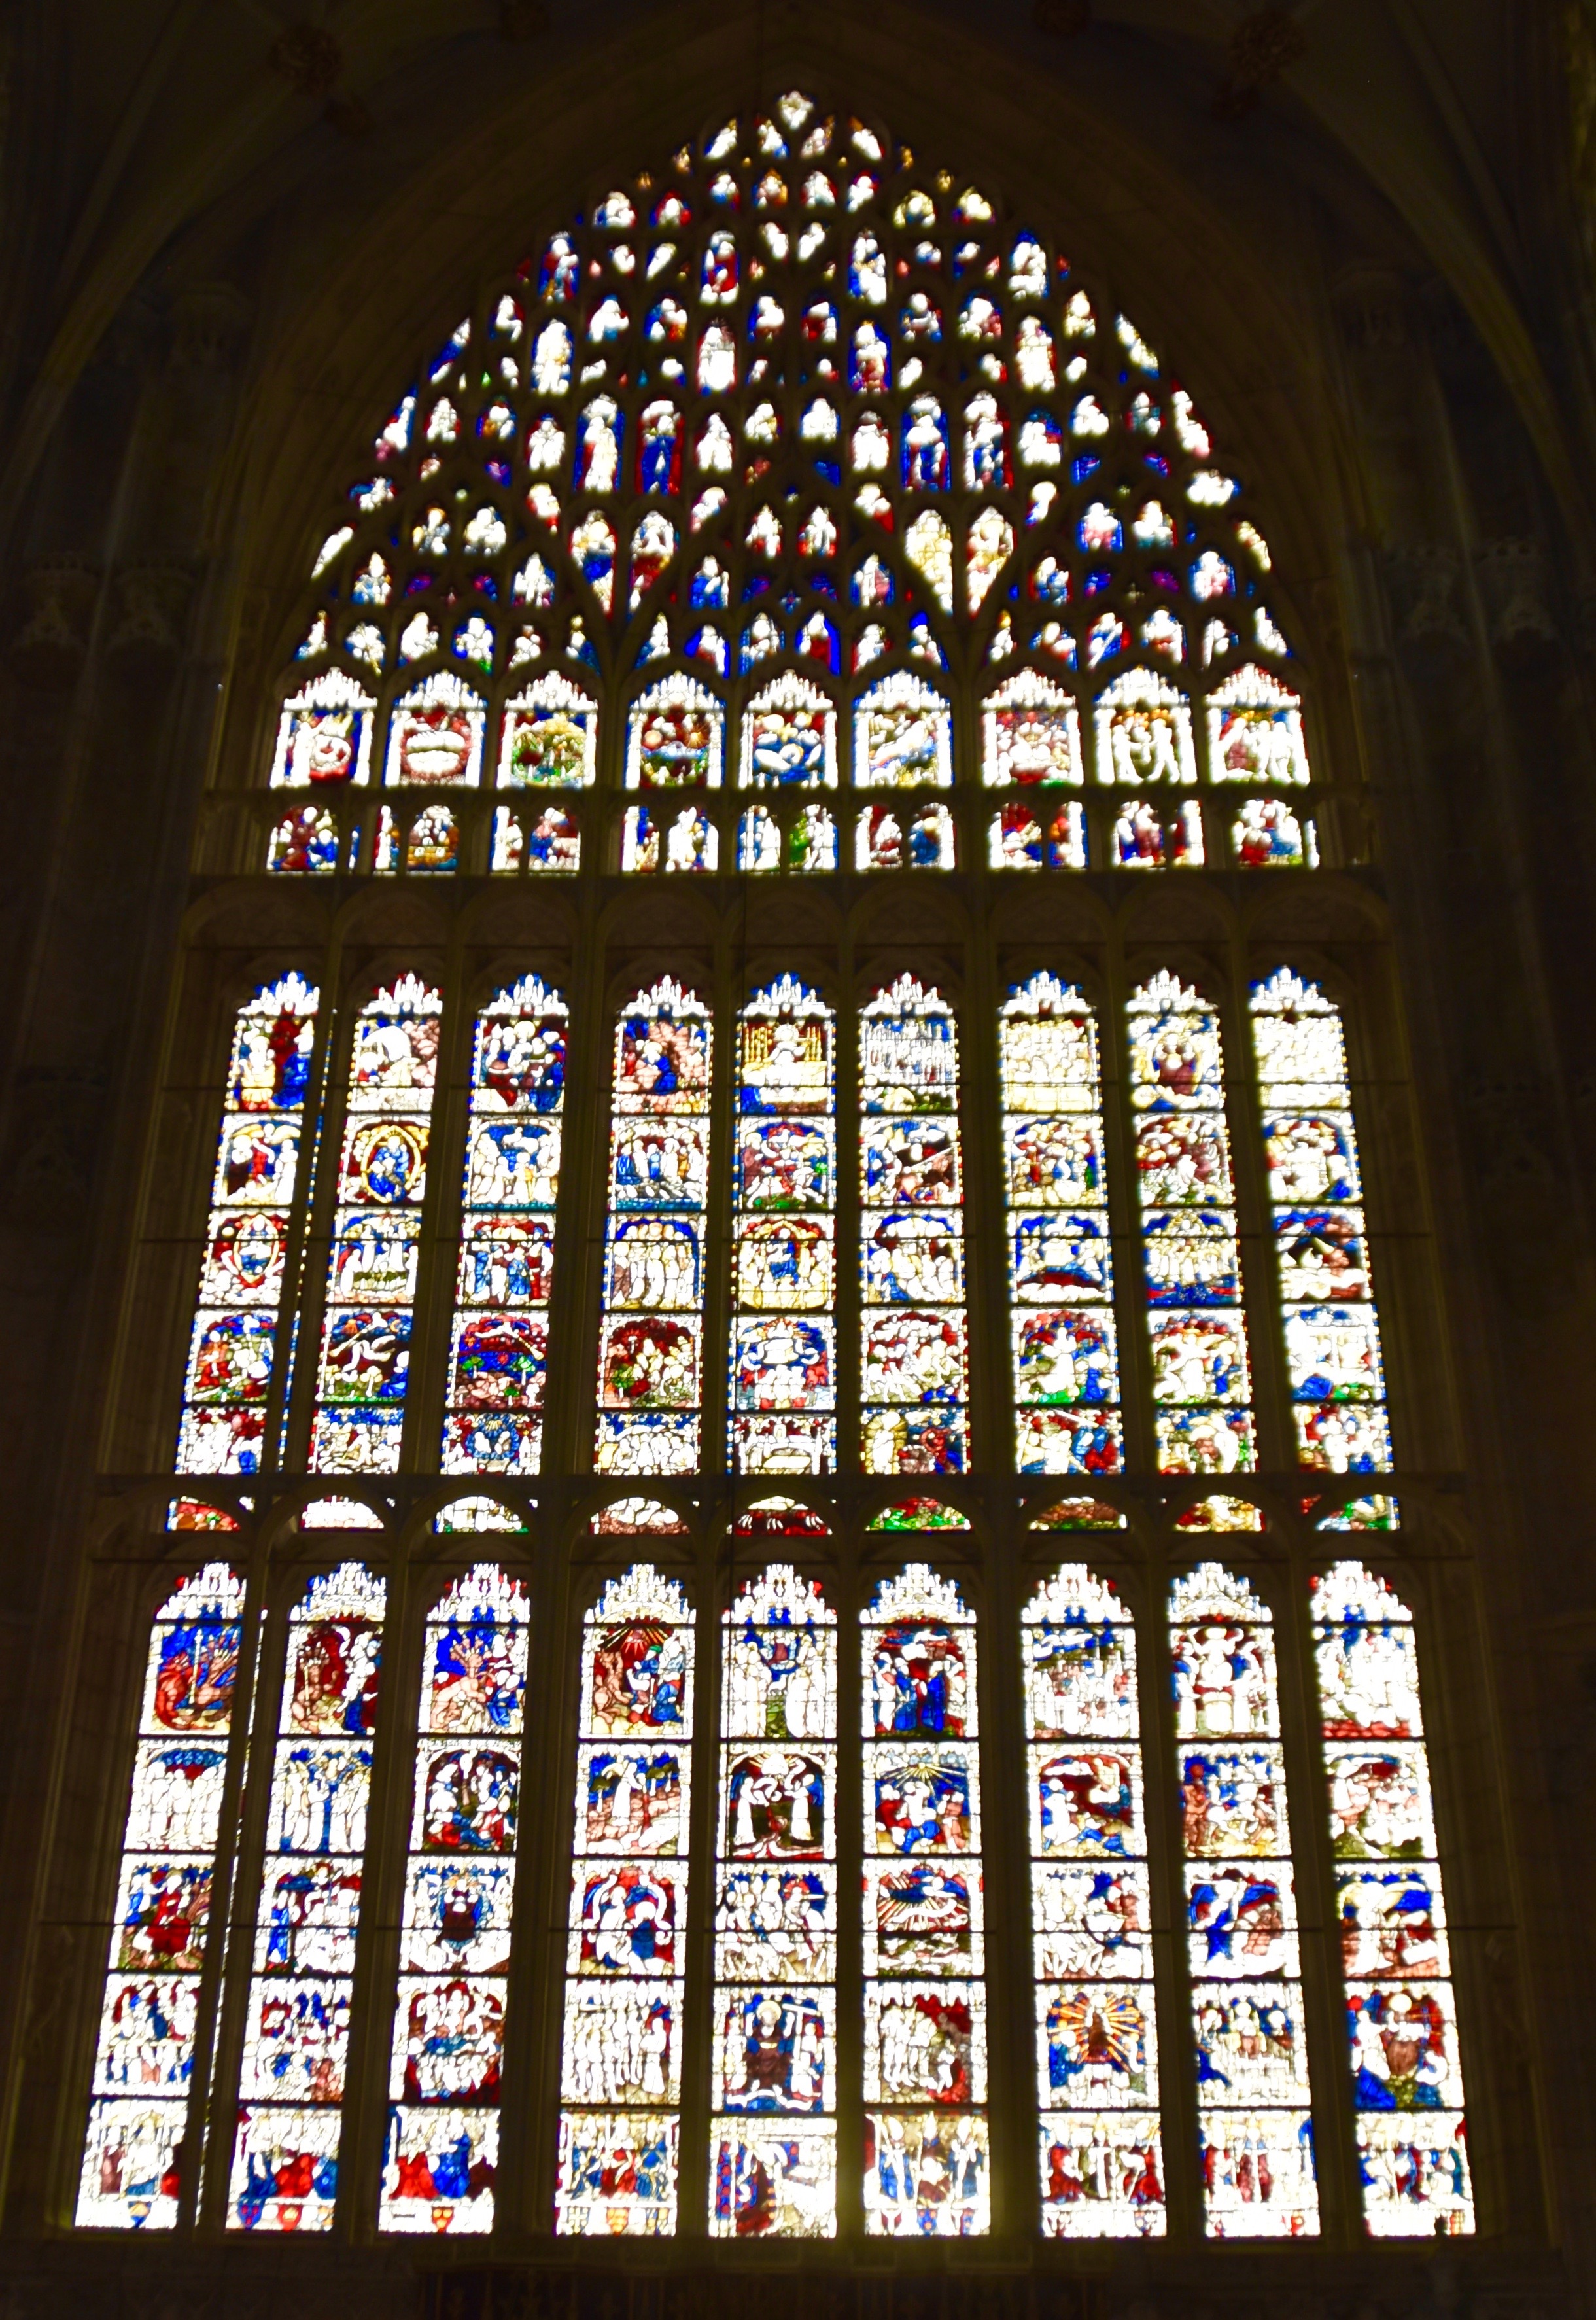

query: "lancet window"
left=861, top=1566, right=988, bottom=2235
left=557, top=1565, right=695, bottom=2235
left=231, top=1562, right=385, bottom=2231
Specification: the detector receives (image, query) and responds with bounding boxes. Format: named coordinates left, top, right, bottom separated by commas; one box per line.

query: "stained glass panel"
left=230, top=1563, right=385, bottom=2230
left=176, top=977, right=318, bottom=1477
left=859, top=979, right=967, bottom=1479
left=595, top=981, right=712, bottom=1478
left=1127, top=975, right=1256, bottom=1479
left=1310, top=1564, right=1472, bottom=2235
left=556, top=1565, right=694, bottom=2236
left=1171, top=1564, right=1317, bottom=2237
left=1251, top=974, right=1393, bottom=1478
left=1025, top=1566, right=1162, bottom=2237
left=731, top=979, right=835, bottom=1476
left=78, top=1565, right=246, bottom=2228
left=1001, top=975, right=1120, bottom=1479
left=861, top=1567, right=988, bottom=2236
left=442, top=977, right=567, bottom=1477
left=379, top=1565, right=529, bottom=2233
left=710, top=1565, right=837, bottom=2237
left=309, top=978, right=442, bottom=1478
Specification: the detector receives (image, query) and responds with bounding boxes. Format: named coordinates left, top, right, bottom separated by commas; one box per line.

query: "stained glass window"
left=859, top=979, right=967, bottom=1478
left=379, top=1564, right=528, bottom=2233
left=1250, top=974, right=1393, bottom=1483
left=556, top=1564, right=695, bottom=2236
left=1000, top=975, right=1120, bottom=1479
left=443, top=977, right=567, bottom=1477
left=860, top=1566, right=988, bottom=2236
left=1310, top=1564, right=1472, bottom=2235
left=176, top=977, right=318, bottom=1477
left=711, top=1565, right=838, bottom=2236
left=1127, top=975, right=1256, bottom=1483
left=265, top=89, right=1323, bottom=887
left=1024, top=1566, right=1162, bottom=2236
left=309, top=978, right=442, bottom=1477
left=1170, top=1564, right=1317, bottom=2236
left=78, top=1565, right=246, bottom=2228
left=731, top=979, right=835, bottom=1475
left=230, top=1563, right=385, bottom=2230
left=595, top=980, right=712, bottom=1477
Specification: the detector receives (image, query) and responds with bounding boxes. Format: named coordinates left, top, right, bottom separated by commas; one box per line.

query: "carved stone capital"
left=107, top=559, right=198, bottom=661
left=1475, top=536, right=1559, bottom=668
left=10, top=553, right=100, bottom=684
left=169, top=282, right=252, bottom=372
left=1385, top=544, right=1470, bottom=663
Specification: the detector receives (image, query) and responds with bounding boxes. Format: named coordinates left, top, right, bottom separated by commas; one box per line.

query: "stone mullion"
left=400, top=907, right=473, bottom=1475
left=980, top=1512, right=1033, bottom=2239
left=962, top=830, right=1007, bottom=1483
left=258, top=970, right=341, bottom=1477
left=1099, top=924, right=1154, bottom=1485
left=492, top=1530, right=568, bottom=2238
left=179, top=1537, right=271, bottom=2232
left=538, top=875, right=605, bottom=1477
left=279, top=929, right=354, bottom=1477
left=836, top=923, right=860, bottom=1480
left=700, top=906, right=736, bottom=1481
left=1141, top=1549, right=1201, bottom=2247
left=833, top=1532, right=865, bottom=2241
left=1223, top=941, right=1292, bottom=1477
left=674, top=1519, right=722, bottom=2238
left=1272, top=1536, right=1360, bottom=2247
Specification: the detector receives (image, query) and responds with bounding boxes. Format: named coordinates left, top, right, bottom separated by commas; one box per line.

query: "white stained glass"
left=1025, top=1566, right=1164, bottom=2238
left=78, top=1565, right=247, bottom=2229
left=710, top=1564, right=838, bottom=2237
left=1126, top=974, right=1257, bottom=1480
left=859, top=979, right=968, bottom=1482
left=594, top=981, right=712, bottom=1479
left=379, top=1565, right=529, bottom=2234
left=442, top=978, right=567, bottom=1478
left=309, top=978, right=442, bottom=1480
left=1251, top=973, right=1393, bottom=1479
left=175, top=976, right=318, bottom=1480
left=230, top=1564, right=386, bottom=2232
left=1311, top=1562, right=1473, bottom=2236
left=731, top=980, right=836, bottom=1478
left=558, top=1565, right=695, bottom=2237
left=1001, top=976, right=1122, bottom=1482
left=860, top=1566, right=987, bottom=2237
left=1171, top=1564, right=1318, bottom=2238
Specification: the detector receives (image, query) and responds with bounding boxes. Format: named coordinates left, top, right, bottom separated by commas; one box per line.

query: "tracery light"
left=309, top=979, right=442, bottom=1477
left=78, top=1564, right=247, bottom=2228
left=442, top=978, right=567, bottom=1476
left=711, top=1565, right=838, bottom=2236
left=1249, top=974, right=1392, bottom=1481
left=1024, top=1566, right=1162, bottom=2237
left=731, top=979, right=835, bottom=1475
left=999, top=975, right=1120, bottom=1477
left=556, top=1564, right=695, bottom=2236
left=860, top=1565, right=988, bottom=2236
left=380, top=1564, right=529, bottom=2232
left=175, top=976, right=318, bottom=1478
left=859, top=978, right=967, bottom=1478
left=1310, top=1564, right=1472, bottom=2235
left=595, top=981, right=713, bottom=1478
left=1170, top=1564, right=1317, bottom=2237
left=230, top=1562, right=385, bottom=2231
left=1126, top=975, right=1257, bottom=1483
left=267, top=88, right=1317, bottom=884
